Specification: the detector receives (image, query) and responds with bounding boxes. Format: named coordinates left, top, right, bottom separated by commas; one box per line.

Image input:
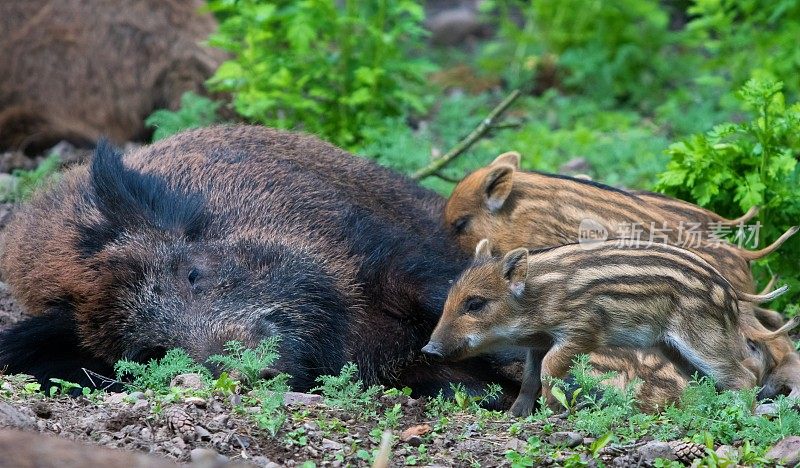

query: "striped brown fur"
left=444, top=152, right=800, bottom=401
left=631, top=190, right=759, bottom=228
left=423, top=239, right=797, bottom=415
left=444, top=152, right=797, bottom=293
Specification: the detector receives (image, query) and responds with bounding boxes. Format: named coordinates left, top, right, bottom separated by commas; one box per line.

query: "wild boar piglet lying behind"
left=422, top=239, right=799, bottom=415
left=444, top=151, right=799, bottom=293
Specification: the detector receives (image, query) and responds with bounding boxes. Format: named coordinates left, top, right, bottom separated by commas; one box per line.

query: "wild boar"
left=444, top=152, right=800, bottom=401
left=423, top=239, right=798, bottom=415
left=443, top=151, right=797, bottom=293
left=0, top=125, right=518, bottom=400
left=0, top=0, right=224, bottom=152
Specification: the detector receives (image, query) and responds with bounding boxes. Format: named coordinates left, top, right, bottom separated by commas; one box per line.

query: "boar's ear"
left=491, top=151, right=521, bottom=169
left=483, top=165, right=514, bottom=213
left=501, top=248, right=528, bottom=297
left=89, top=139, right=208, bottom=240
left=475, top=238, right=493, bottom=260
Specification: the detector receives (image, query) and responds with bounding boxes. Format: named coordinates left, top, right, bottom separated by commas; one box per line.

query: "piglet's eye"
left=464, top=296, right=487, bottom=313
left=188, top=267, right=200, bottom=286
left=452, top=216, right=470, bottom=235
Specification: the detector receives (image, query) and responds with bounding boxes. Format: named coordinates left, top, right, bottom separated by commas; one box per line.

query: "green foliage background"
left=145, top=0, right=800, bottom=305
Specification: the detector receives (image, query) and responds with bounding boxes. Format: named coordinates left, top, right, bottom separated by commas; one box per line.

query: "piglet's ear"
left=483, top=165, right=514, bottom=213
left=474, top=238, right=492, bottom=260
left=491, top=151, right=521, bottom=169
left=501, top=248, right=529, bottom=297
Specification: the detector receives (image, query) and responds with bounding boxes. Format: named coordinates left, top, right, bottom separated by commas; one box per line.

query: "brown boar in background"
left=0, top=0, right=224, bottom=153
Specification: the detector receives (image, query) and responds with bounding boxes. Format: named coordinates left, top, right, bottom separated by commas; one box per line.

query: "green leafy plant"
left=114, top=348, right=211, bottom=394
left=478, top=0, right=679, bottom=107
left=685, top=0, right=800, bottom=99
left=657, top=79, right=800, bottom=305
left=206, top=0, right=433, bottom=148
left=145, top=91, right=222, bottom=141
left=206, top=337, right=281, bottom=387
left=47, top=378, right=84, bottom=397
left=2, top=153, right=61, bottom=203
left=311, top=362, right=381, bottom=417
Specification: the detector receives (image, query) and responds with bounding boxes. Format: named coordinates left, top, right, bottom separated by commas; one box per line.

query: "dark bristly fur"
left=424, top=239, right=797, bottom=415
left=0, top=125, right=519, bottom=401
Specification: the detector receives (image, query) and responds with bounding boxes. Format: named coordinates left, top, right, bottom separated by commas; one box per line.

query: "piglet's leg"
left=510, top=348, right=545, bottom=417
left=540, top=342, right=588, bottom=411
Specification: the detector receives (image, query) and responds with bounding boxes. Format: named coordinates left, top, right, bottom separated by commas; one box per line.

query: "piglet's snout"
left=421, top=342, right=445, bottom=360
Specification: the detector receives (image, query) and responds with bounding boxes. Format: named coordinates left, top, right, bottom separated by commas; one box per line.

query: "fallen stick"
left=411, top=89, right=522, bottom=180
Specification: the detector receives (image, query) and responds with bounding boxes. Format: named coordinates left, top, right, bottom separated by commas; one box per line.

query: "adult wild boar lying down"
left=0, top=126, right=522, bottom=400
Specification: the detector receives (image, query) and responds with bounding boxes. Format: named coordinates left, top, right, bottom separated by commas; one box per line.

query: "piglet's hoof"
left=509, top=398, right=535, bottom=417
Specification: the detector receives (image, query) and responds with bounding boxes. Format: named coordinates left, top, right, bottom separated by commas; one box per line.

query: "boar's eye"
left=463, top=296, right=488, bottom=313
left=187, top=267, right=201, bottom=286
left=452, top=216, right=471, bottom=235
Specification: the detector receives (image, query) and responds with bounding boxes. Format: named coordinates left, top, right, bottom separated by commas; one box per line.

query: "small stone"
left=195, top=425, right=212, bottom=440
left=715, top=445, right=737, bottom=460
left=638, top=441, right=676, bottom=461
left=406, top=435, right=423, bottom=447
left=184, top=397, right=207, bottom=408
left=228, top=394, right=242, bottom=406
left=104, top=392, right=128, bottom=405
left=303, top=421, right=319, bottom=431
left=129, top=391, right=146, bottom=400
left=30, top=401, right=52, bottom=419
left=264, top=463, right=281, bottom=468
left=170, top=373, right=206, bottom=390
left=283, top=391, right=322, bottom=406
left=321, top=438, right=343, bottom=451
left=548, top=431, right=584, bottom=448
left=504, top=438, right=526, bottom=451
left=755, top=403, right=779, bottom=416
left=0, top=402, right=36, bottom=430
left=232, top=435, right=250, bottom=448
left=131, top=400, right=149, bottom=412
left=766, top=436, right=800, bottom=466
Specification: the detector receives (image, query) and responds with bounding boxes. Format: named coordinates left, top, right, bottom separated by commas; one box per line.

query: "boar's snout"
left=421, top=342, right=445, bottom=360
